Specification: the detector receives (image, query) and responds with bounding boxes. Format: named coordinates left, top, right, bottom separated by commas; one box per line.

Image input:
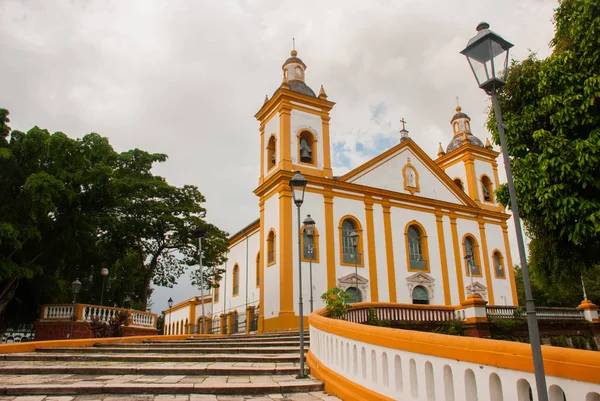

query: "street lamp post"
left=168, top=297, right=173, bottom=334
left=69, top=278, right=82, bottom=339
left=194, top=228, right=207, bottom=335
left=289, top=170, right=308, bottom=379
left=303, top=214, right=316, bottom=313
left=350, top=229, right=359, bottom=302
left=100, top=268, right=109, bottom=306
left=461, top=22, right=548, bottom=401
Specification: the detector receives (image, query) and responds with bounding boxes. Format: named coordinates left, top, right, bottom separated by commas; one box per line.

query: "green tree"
left=0, top=108, right=228, bottom=322
left=487, top=0, right=600, bottom=284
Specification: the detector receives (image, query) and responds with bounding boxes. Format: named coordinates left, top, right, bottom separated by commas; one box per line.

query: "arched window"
left=481, top=175, right=494, bottom=202
left=412, top=286, right=429, bottom=305
left=233, top=264, right=240, bottom=296
left=453, top=178, right=464, bottom=191
left=267, top=229, right=276, bottom=266
left=347, top=287, right=362, bottom=303
left=256, top=252, right=260, bottom=286
left=405, top=222, right=430, bottom=272
left=267, top=135, right=276, bottom=170
left=298, top=130, right=316, bottom=165
left=465, top=121, right=471, bottom=132
left=339, top=217, right=363, bottom=266
left=214, top=281, right=220, bottom=302
left=294, top=66, right=302, bottom=79
left=493, top=251, right=506, bottom=278
left=454, top=122, right=459, bottom=133
left=463, top=236, right=481, bottom=276
left=301, top=226, right=319, bottom=262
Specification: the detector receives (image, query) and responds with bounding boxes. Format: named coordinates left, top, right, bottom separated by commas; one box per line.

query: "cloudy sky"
left=0, top=0, right=557, bottom=312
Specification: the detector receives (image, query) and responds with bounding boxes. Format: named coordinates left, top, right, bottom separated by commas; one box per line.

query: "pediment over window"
left=466, top=282, right=488, bottom=301
left=406, top=272, right=435, bottom=285
left=338, top=273, right=368, bottom=286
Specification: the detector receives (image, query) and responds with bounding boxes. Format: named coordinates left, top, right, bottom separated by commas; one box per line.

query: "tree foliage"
left=487, top=0, right=600, bottom=281
left=0, top=109, right=228, bottom=323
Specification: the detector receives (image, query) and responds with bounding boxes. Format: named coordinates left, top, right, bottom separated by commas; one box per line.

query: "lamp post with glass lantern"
left=100, top=268, right=109, bottom=306
left=303, top=214, right=315, bottom=313
left=289, top=170, right=308, bottom=379
left=168, top=297, right=173, bottom=334
left=350, top=230, right=359, bottom=302
left=193, top=227, right=207, bottom=334
left=69, top=278, right=82, bottom=339
left=460, top=22, right=548, bottom=401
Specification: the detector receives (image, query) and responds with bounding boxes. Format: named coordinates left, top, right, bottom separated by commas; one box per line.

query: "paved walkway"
left=0, top=393, right=342, bottom=400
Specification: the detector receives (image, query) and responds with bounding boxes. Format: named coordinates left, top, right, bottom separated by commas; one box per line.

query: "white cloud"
left=0, top=0, right=555, bottom=311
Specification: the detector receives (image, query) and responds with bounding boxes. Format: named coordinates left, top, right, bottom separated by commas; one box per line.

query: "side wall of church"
left=262, top=191, right=281, bottom=320
left=443, top=161, right=467, bottom=190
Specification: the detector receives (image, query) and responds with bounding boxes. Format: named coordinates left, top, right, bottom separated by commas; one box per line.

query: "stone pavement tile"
left=189, top=395, right=218, bottom=401
left=267, top=395, right=284, bottom=400
left=12, top=397, right=46, bottom=401
left=0, top=397, right=15, bottom=401
left=93, top=376, right=120, bottom=380
left=215, top=397, right=246, bottom=401
left=269, top=375, right=297, bottom=383
left=132, top=376, right=164, bottom=383
left=72, top=395, right=106, bottom=401
left=44, top=397, right=75, bottom=401
left=226, top=376, right=251, bottom=384
left=178, top=377, right=206, bottom=384
left=280, top=395, right=317, bottom=401
left=232, top=363, right=254, bottom=367
left=245, top=398, right=272, bottom=401
left=155, top=375, right=186, bottom=384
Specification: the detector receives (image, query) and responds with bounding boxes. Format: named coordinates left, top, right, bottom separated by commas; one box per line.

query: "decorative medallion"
left=402, top=157, right=420, bottom=195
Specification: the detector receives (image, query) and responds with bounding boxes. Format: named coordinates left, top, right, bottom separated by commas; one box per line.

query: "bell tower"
left=255, top=49, right=335, bottom=185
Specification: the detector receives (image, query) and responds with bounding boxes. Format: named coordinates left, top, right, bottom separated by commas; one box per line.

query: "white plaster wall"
left=167, top=306, right=190, bottom=324
left=351, top=148, right=464, bottom=204
left=372, top=203, right=390, bottom=302
left=263, top=193, right=280, bottom=319
left=332, top=196, right=371, bottom=300
left=264, top=115, right=280, bottom=179
left=441, top=215, right=460, bottom=305
left=389, top=207, right=443, bottom=304
left=290, top=109, right=323, bottom=170
left=485, top=223, right=516, bottom=306
left=455, top=218, right=487, bottom=300
left=290, top=190, right=328, bottom=314
left=444, top=162, right=468, bottom=192
left=193, top=301, right=214, bottom=322
left=310, top=326, right=600, bottom=401
left=475, top=159, right=498, bottom=190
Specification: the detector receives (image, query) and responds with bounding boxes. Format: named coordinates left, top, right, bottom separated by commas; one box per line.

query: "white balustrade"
left=42, top=305, right=74, bottom=320
left=40, top=304, right=156, bottom=328
left=309, top=308, right=600, bottom=401
left=487, top=306, right=586, bottom=320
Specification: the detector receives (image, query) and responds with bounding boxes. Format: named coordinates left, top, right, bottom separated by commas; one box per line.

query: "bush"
left=432, top=319, right=465, bottom=336
left=89, top=310, right=130, bottom=338
left=320, top=287, right=352, bottom=318
left=365, top=308, right=391, bottom=328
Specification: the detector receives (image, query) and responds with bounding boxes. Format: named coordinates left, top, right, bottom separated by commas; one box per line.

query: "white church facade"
left=163, top=49, right=517, bottom=335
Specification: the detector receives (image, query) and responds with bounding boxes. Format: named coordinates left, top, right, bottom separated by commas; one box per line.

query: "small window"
left=493, top=251, right=506, bottom=278
left=298, top=130, right=316, bottom=165
left=256, top=252, right=260, bottom=286
left=347, top=287, right=362, bottom=303
left=464, top=236, right=481, bottom=276
left=295, top=66, right=302, bottom=79
left=267, top=230, right=276, bottom=265
left=454, top=122, right=459, bottom=133
left=233, top=265, right=239, bottom=296
left=341, top=219, right=360, bottom=264
left=267, top=135, right=276, bottom=170
left=412, top=286, right=429, bottom=305
left=407, top=225, right=426, bottom=270
left=453, top=178, right=464, bottom=191
left=481, top=175, right=494, bottom=202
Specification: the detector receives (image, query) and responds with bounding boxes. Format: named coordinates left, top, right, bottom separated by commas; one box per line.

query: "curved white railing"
left=487, top=305, right=586, bottom=320
left=42, top=305, right=74, bottom=320
left=308, top=303, right=600, bottom=401
left=40, top=304, right=156, bottom=328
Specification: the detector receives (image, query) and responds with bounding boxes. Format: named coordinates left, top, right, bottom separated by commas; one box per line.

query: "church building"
left=163, top=49, right=517, bottom=335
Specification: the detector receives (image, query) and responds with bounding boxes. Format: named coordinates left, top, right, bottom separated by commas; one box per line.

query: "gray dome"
left=289, top=81, right=316, bottom=97
left=451, top=111, right=470, bottom=123
left=446, top=134, right=484, bottom=153
left=283, top=56, right=306, bottom=68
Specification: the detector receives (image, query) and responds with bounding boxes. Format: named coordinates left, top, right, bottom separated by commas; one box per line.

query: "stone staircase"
left=0, top=331, right=340, bottom=400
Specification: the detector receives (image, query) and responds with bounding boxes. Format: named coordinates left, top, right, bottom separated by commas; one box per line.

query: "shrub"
left=320, top=287, right=352, bottom=318
left=432, top=319, right=465, bottom=336
left=89, top=310, right=130, bottom=338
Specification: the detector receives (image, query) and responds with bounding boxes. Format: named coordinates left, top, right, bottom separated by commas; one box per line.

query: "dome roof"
left=446, top=133, right=485, bottom=153
left=289, top=81, right=316, bottom=97
left=282, top=50, right=307, bottom=69
left=451, top=106, right=470, bottom=123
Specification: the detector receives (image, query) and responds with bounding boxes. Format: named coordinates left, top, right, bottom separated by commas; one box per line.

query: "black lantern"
left=289, top=170, right=307, bottom=207
left=460, top=22, right=513, bottom=93
left=71, top=278, right=82, bottom=296
left=350, top=229, right=359, bottom=248
left=168, top=297, right=173, bottom=309
left=303, top=214, right=315, bottom=237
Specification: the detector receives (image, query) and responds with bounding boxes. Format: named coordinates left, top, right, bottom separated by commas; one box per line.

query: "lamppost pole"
left=69, top=278, right=81, bottom=339
left=100, top=268, right=109, bottom=306
left=304, top=214, right=316, bottom=313
left=290, top=171, right=308, bottom=379
left=460, top=22, right=548, bottom=401
left=168, top=297, right=173, bottom=334
left=193, top=228, right=207, bottom=335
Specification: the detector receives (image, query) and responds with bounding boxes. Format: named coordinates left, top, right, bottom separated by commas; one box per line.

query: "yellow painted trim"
left=462, top=233, right=483, bottom=278
left=435, top=144, right=500, bottom=169
left=435, top=213, right=452, bottom=305
left=266, top=228, right=276, bottom=267
left=491, top=248, right=507, bottom=279
left=309, top=305, right=600, bottom=385
left=479, top=173, right=495, bottom=203
left=337, top=214, right=364, bottom=267
left=403, top=220, right=431, bottom=273
left=279, top=107, right=292, bottom=172
left=300, top=226, right=320, bottom=263
left=255, top=87, right=335, bottom=122
left=266, top=133, right=277, bottom=174
left=279, top=186, right=294, bottom=314
left=307, top=351, right=395, bottom=401
left=502, top=223, right=519, bottom=305
left=382, top=202, right=397, bottom=303
left=402, top=157, right=420, bottom=195
left=492, top=161, right=501, bottom=192
left=256, top=251, right=261, bottom=287
left=188, top=301, right=196, bottom=330
left=478, top=222, right=495, bottom=305
left=452, top=176, right=465, bottom=192
left=364, top=200, right=379, bottom=301
left=321, top=115, right=333, bottom=177
left=258, top=200, right=265, bottom=332
left=450, top=215, right=465, bottom=303
left=232, top=264, right=240, bottom=297
left=259, top=125, right=265, bottom=182
left=296, top=128, right=319, bottom=168
left=464, top=158, right=480, bottom=202
left=324, top=190, right=336, bottom=290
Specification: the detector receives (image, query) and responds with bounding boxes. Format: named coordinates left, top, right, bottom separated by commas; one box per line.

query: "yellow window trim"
left=266, top=228, right=276, bottom=267
left=491, top=248, right=507, bottom=279
left=338, top=215, right=364, bottom=267
left=462, top=234, right=483, bottom=278
left=404, top=220, right=431, bottom=273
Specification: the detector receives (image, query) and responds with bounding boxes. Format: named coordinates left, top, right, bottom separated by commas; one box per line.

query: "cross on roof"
left=400, top=118, right=407, bottom=131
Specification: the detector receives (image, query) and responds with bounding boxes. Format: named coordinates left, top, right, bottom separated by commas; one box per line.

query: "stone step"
left=149, top=333, right=308, bottom=343
left=3, top=353, right=303, bottom=363
left=0, top=393, right=342, bottom=400
left=0, top=374, right=324, bottom=396
left=98, top=340, right=308, bottom=348
left=36, top=346, right=308, bottom=355
left=0, top=361, right=301, bottom=376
